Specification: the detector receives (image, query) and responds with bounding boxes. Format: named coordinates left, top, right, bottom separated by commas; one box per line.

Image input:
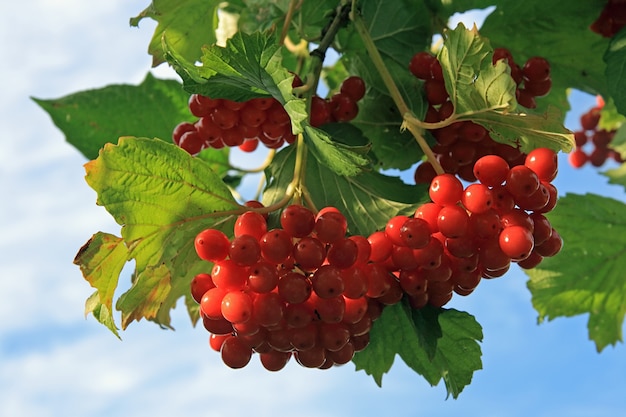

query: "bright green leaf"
left=353, top=302, right=483, bottom=398
left=438, top=23, right=574, bottom=153
left=33, top=73, right=192, bottom=160
left=605, top=28, right=626, bottom=118
left=526, top=193, right=626, bottom=351
left=439, top=23, right=517, bottom=115
left=130, top=0, right=220, bottom=67
left=84, top=137, right=238, bottom=328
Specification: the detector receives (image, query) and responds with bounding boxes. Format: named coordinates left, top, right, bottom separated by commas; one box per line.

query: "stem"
left=352, top=12, right=445, bottom=174
left=307, top=1, right=352, bottom=101
left=279, top=0, right=300, bottom=45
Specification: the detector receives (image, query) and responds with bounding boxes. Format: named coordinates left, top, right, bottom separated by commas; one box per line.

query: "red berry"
left=499, top=225, right=535, bottom=261
left=195, top=228, right=230, bottom=262
left=340, top=76, right=366, bottom=101
left=429, top=174, right=464, bottom=206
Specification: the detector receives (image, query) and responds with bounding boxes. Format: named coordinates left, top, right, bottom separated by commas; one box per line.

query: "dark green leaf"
left=604, top=28, right=626, bottom=117
left=353, top=302, right=483, bottom=398
left=525, top=193, right=626, bottom=351
left=263, top=146, right=427, bottom=236
left=33, top=73, right=192, bottom=160
left=479, top=0, right=609, bottom=98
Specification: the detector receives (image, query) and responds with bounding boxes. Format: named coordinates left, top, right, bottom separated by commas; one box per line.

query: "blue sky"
left=1, top=1, right=625, bottom=416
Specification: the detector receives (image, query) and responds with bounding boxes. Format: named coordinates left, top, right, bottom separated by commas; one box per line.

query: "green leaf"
left=83, top=137, right=238, bottom=328
left=165, top=31, right=307, bottom=134
left=263, top=146, right=426, bottom=236
left=74, top=232, right=129, bottom=337
left=130, top=0, right=220, bottom=67
left=303, top=125, right=370, bottom=177
left=479, top=0, right=609, bottom=98
left=438, top=24, right=574, bottom=153
left=469, top=106, right=575, bottom=153
left=525, top=193, right=626, bottom=351
left=352, top=302, right=483, bottom=398
left=341, top=47, right=428, bottom=170
left=339, top=0, right=432, bottom=68
left=604, top=28, right=626, bottom=117
left=33, top=73, right=192, bottom=160
left=439, top=23, right=516, bottom=114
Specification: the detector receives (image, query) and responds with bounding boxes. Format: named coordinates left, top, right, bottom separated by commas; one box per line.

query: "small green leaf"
left=353, top=302, right=483, bottom=398
left=526, top=193, right=626, bottom=351
left=605, top=28, right=626, bottom=118
left=130, top=0, right=220, bottom=67
left=74, top=232, right=129, bottom=336
left=33, top=73, right=192, bottom=160
left=84, top=137, right=238, bottom=328
left=303, top=125, right=370, bottom=177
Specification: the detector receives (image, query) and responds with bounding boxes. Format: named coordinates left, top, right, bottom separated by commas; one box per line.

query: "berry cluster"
left=191, top=204, right=388, bottom=370
left=172, top=76, right=365, bottom=155
left=384, top=147, right=563, bottom=309
left=191, top=148, right=562, bottom=371
left=409, top=49, right=552, bottom=184
left=590, top=0, right=626, bottom=38
left=569, top=98, right=623, bottom=168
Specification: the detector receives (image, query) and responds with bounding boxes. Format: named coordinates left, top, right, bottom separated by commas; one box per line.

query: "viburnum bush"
left=34, top=0, right=626, bottom=398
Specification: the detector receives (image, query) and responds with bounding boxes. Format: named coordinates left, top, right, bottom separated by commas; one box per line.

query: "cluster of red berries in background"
left=172, top=75, right=365, bottom=155
left=190, top=148, right=562, bottom=370
left=590, top=0, right=626, bottom=38
left=568, top=97, right=623, bottom=168
left=409, top=49, right=552, bottom=184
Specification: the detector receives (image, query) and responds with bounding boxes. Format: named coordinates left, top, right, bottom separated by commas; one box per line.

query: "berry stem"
left=279, top=0, right=301, bottom=46
left=352, top=12, right=445, bottom=174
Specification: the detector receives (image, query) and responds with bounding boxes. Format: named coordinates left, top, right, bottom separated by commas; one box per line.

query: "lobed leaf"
left=352, top=302, right=483, bottom=398
left=439, top=23, right=517, bottom=115
left=81, top=137, right=238, bottom=329
left=130, top=0, right=220, bottom=67
left=439, top=24, right=574, bottom=153
left=32, top=73, right=193, bottom=160
left=525, top=193, right=626, bottom=351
